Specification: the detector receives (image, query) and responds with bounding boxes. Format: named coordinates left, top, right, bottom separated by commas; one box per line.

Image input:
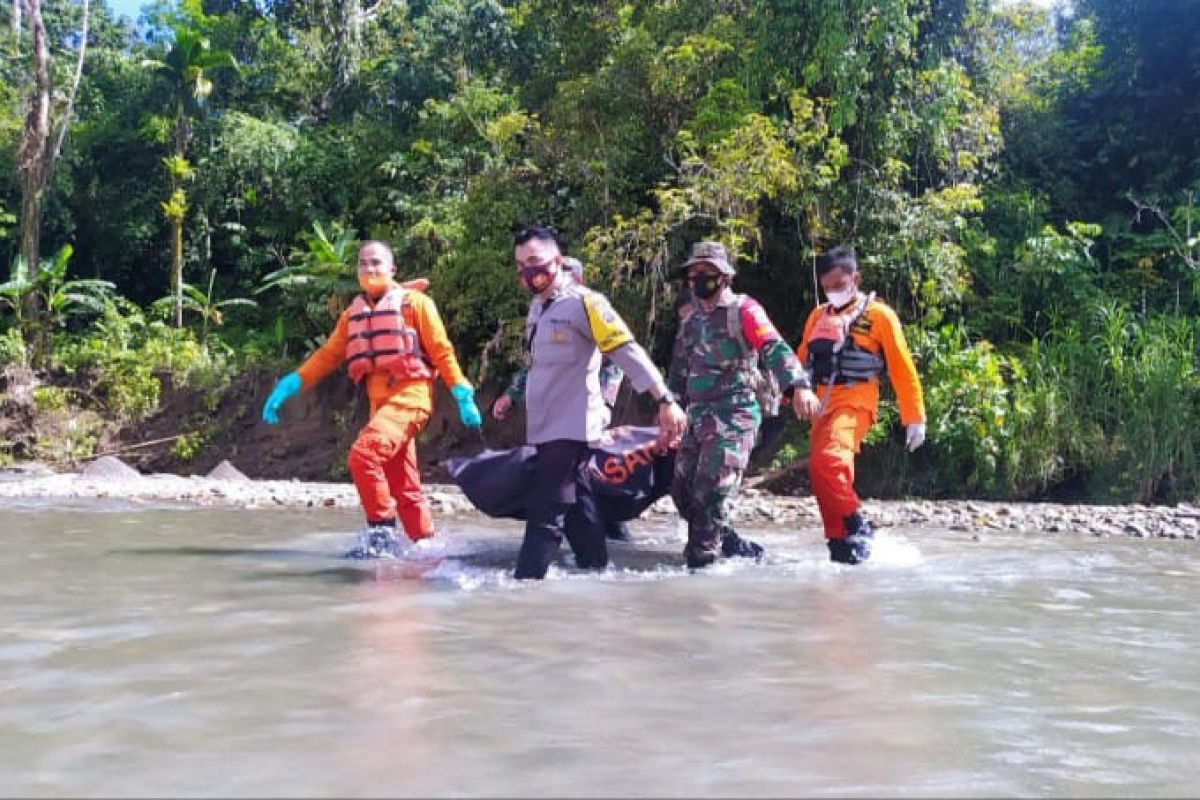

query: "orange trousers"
left=347, top=404, right=433, bottom=541
left=809, top=405, right=875, bottom=539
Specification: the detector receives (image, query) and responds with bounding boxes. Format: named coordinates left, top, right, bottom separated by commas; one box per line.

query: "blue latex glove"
left=262, top=372, right=302, bottom=425
left=450, top=383, right=482, bottom=428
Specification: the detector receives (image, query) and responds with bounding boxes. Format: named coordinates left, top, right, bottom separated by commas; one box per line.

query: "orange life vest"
left=345, top=288, right=433, bottom=384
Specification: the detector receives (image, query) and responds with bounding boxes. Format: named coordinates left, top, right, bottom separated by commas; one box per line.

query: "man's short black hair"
left=817, top=245, right=858, bottom=276
left=512, top=224, right=561, bottom=249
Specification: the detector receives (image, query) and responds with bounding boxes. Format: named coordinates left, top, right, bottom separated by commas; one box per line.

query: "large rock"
left=206, top=459, right=250, bottom=482
left=80, top=455, right=142, bottom=480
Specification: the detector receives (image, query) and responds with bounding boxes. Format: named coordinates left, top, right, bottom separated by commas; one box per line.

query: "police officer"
left=667, top=241, right=820, bottom=569
left=494, top=226, right=687, bottom=579
left=493, top=255, right=634, bottom=542
left=496, top=258, right=626, bottom=435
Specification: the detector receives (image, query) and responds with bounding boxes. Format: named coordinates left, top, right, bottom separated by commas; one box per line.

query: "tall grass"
left=913, top=302, right=1199, bottom=502
left=1035, top=301, right=1200, bottom=502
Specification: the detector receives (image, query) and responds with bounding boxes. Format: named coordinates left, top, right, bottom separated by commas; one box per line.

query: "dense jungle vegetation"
left=1, top=0, right=1197, bottom=502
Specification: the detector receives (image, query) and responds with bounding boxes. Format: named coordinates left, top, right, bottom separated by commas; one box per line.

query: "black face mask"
left=691, top=275, right=721, bottom=300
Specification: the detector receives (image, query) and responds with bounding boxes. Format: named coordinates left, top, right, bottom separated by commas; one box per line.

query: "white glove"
left=906, top=422, right=926, bottom=451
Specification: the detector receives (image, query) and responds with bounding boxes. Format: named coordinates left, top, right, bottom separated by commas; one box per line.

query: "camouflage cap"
left=681, top=240, right=736, bottom=276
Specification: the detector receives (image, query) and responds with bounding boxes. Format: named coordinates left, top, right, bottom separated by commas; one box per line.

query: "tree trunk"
left=49, top=0, right=88, bottom=177
left=172, top=107, right=187, bottom=328
left=332, top=0, right=362, bottom=91
left=16, top=0, right=49, bottom=360
left=16, top=0, right=49, bottom=283
left=10, top=0, right=19, bottom=35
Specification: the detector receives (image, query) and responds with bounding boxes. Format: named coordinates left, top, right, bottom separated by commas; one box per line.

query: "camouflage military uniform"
left=667, top=290, right=810, bottom=566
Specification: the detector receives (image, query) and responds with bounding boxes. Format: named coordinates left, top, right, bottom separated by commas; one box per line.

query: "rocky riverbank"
left=2, top=456, right=1198, bottom=541
left=1, top=456, right=1198, bottom=541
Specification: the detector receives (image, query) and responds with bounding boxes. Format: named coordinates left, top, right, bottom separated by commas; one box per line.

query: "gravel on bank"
left=1, top=458, right=1198, bottom=541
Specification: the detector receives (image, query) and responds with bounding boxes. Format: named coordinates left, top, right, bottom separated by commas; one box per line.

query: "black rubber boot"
left=604, top=519, right=632, bottom=542
left=828, top=511, right=874, bottom=565
left=720, top=530, right=765, bottom=561
left=684, top=542, right=718, bottom=570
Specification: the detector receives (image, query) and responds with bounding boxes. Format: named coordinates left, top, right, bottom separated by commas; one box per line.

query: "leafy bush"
left=914, top=324, right=1065, bottom=498
left=0, top=326, right=26, bottom=368
left=53, top=298, right=236, bottom=422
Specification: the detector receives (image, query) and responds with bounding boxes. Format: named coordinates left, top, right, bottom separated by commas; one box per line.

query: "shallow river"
left=1, top=503, right=1198, bottom=797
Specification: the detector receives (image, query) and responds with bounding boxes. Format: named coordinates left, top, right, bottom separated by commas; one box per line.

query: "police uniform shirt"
left=524, top=277, right=665, bottom=445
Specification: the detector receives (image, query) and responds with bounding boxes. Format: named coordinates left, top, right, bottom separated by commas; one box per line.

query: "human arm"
left=410, top=293, right=469, bottom=389
left=264, top=312, right=350, bottom=424
left=492, top=367, right=527, bottom=420
left=870, top=303, right=926, bottom=427
left=738, top=299, right=819, bottom=418
left=294, top=311, right=351, bottom=390
left=599, top=359, right=624, bottom=407
left=793, top=306, right=821, bottom=367
left=580, top=292, right=686, bottom=443
left=665, top=331, right=688, bottom=403
left=262, top=372, right=301, bottom=424
left=740, top=299, right=811, bottom=391
left=410, top=292, right=480, bottom=427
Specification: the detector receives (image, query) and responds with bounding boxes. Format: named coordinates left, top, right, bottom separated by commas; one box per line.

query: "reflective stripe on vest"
left=804, top=293, right=885, bottom=385
left=344, top=289, right=434, bottom=384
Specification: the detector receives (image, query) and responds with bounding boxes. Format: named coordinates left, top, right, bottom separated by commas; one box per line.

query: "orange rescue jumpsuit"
left=796, top=299, right=925, bottom=539
left=296, top=282, right=468, bottom=540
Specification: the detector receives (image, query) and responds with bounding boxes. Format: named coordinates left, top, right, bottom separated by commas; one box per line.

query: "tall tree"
left=143, top=24, right=235, bottom=327
left=15, top=0, right=49, bottom=285
left=13, top=0, right=89, bottom=364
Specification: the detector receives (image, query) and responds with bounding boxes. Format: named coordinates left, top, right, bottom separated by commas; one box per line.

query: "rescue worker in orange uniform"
left=795, top=246, right=927, bottom=565
left=261, top=240, right=482, bottom=557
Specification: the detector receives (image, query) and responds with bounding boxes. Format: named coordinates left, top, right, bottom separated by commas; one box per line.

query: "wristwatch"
left=656, top=390, right=678, bottom=406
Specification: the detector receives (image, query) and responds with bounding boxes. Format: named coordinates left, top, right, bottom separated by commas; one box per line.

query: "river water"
left=1, top=502, right=1197, bottom=797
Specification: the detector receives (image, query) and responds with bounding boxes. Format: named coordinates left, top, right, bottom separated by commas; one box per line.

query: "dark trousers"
left=514, top=439, right=608, bottom=580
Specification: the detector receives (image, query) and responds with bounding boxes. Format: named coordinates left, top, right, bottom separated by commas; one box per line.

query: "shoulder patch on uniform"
left=582, top=292, right=635, bottom=353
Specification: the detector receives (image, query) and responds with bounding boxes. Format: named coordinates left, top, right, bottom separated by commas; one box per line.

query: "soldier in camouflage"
left=667, top=241, right=821, bottom=569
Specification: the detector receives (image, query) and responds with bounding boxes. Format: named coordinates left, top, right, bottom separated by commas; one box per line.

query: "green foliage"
left=32, top=385, right=70, bottom=413
left=171, top=431, right=207, bottom=461
left=255, top=219, right=360, bottom=353
left=0, top=245, right=117, bottom=338
left=908, top=323, right=1068, bottom=498
left=582, top=89, right=847, bottom=336
left=153, top=268, right=258, bottom=347
left=53, top=297, right=235, bottom=421
left=1, top=0, right=1197, bottom=500
left=1034, top=301, right=1200, bottom=502
left=917, top=325, right=1024, bottom=496
left=0, top=326, right=26, bottom=368
left=170, top=410, right=220, bottom=462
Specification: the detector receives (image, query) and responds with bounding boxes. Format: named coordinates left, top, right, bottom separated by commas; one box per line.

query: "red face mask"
left=520, top=263, right=556, bottom=293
